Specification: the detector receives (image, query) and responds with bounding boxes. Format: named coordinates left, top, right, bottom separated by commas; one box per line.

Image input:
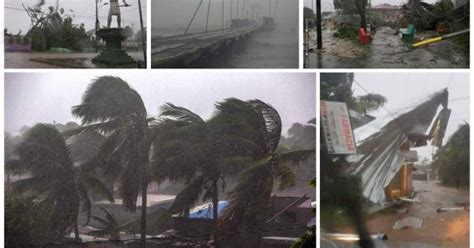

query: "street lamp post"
left=138, top=0, right=146, bottom=67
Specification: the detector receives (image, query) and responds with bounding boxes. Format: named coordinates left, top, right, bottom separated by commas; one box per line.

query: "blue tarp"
left=189, top=201, right=229, bottom=219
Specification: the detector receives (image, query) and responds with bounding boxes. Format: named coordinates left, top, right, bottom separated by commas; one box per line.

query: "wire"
left=353, top=79, right=408, bottom=136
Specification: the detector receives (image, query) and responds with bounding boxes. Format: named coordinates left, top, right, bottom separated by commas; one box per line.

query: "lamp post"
left=138, top=0, right=146, bottom=66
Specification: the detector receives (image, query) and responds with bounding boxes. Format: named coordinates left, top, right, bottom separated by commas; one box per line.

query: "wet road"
left=308, top=27, right=468, bottom=68
left=5, top=51, right=144, bottom=68
left=322, top=180, right=469, bottom=248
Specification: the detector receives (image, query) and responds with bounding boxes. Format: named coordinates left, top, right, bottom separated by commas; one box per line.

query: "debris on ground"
left=437, top=206, right=469, bottom=213
left=393, top=217, right=423, bottom=230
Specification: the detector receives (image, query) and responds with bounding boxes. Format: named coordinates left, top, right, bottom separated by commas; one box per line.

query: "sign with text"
left=321, top=100, right=356, bottom=154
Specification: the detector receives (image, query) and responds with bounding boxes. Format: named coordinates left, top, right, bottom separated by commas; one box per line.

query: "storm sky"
left=352, top=73, right=470, bottom=160
left=5, top=72, right=316, bottom=136
left=4, top=0, right=147, bottom=34
left=152, top=0, right=298, bottom=35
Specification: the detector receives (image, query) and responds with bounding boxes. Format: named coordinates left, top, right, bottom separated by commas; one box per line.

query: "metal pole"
left=185, top=0, right=204, bottom=35
left=206, top=0, right=211, bottom=32
left=95, top=0, right=99, bottom=53
left=138, top=0, right=146, bottom=66
left=316, top=0, right=322, bottom=49
left=230, top=0, right=233, bottom=28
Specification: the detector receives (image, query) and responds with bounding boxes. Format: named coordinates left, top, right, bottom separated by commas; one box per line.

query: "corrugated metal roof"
left=346, top=89, right=449, bottom=203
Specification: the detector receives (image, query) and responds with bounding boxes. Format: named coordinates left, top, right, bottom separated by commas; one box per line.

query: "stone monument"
left=92, top=0, right=137, bottom=67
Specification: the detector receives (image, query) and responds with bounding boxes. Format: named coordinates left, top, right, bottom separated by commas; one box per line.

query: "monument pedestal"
left=92, top=28, right=137, bottom=67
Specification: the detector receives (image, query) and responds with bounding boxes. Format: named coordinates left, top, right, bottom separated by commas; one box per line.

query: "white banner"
left=320, top=100, right=356, bottom=154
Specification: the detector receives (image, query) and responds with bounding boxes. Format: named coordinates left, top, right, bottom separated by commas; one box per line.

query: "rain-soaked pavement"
left=321, top=180, right=469, bottom=248
left=308, top=27, right=468, bottom=68
left=5, top=51, right=144, bottom=68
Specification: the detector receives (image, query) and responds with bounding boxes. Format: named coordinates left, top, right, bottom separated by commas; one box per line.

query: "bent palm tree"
left=70, top=76, right=156, bottom=241
left=7, top=124, right=113, bottom=241
left=218, top=99, right=315, bottom=247
left=152, top=102, right=252, bottom=237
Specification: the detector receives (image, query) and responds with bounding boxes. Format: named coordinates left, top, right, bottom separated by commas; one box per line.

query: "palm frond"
left=277, top=150, right=315, bottom=167
left=72, top=76, right=147, bottom=125
left=159, top=103, right=205, bottom=124
left=249, top=99, right=282, bottom=152
left=273, top=164, right=296, bottom=190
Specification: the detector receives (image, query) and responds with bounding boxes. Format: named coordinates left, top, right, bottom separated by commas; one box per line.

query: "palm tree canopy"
left=8, top=124, right=113, bottom=238
left=72, top=76, right=147, bottom=126
left=70, top=76, right=151, bottom=212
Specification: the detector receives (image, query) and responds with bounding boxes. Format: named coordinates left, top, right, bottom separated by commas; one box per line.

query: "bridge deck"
left=151, top=25, right=262, bottom=67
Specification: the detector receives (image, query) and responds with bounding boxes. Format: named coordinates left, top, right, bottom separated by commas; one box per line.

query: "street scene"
left=5, top=72, right=316, bottom=247
left=320, top=73, right=469, bottom=248
left=4, top=0, right=147, bottom=68
left=304, top=0, right=469, bottom=68
left=151, top=0, right=298, bottom=68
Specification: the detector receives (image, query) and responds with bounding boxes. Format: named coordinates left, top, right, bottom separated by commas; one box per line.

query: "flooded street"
left=5, top=51, right=145, bottom=68
left=321, top=180, right=469, bottom=248
left=308, top=27, right=468, bottom=68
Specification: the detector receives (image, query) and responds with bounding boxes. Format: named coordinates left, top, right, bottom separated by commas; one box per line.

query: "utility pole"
left=316, top=0, right=322, bottom=49
left=95, top=0, right=99, bottom=53
left=230, top=0, right=233, bottom=28
left=138, top=0, right=146, bottom=66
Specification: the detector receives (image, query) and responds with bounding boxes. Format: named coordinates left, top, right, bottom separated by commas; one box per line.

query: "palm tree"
left=89, top=207, right=127, bottom=240
left=7, top=124, right=114, bottom=241
left=69, top=76, right=157, bottom=242
left=218, top=99, right=315, bottom=247
left=152, top=102, right=252, bottom=237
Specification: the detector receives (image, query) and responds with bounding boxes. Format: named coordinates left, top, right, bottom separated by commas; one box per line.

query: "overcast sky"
left=303, top=0, right=437, bottom=12
left=5, top=0, right=147, bottom=34
left=5, top=72, right=316, bottom=136
left=152, top=0, right=297, bottom=35
left=352, top=73, right=470, bottom=161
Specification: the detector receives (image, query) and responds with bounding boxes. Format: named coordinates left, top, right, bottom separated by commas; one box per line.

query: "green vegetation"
left=333, top=24, right=359, bottom=40
left=6, top=76, right=315, bottom=246
left=434, top=123, right=470, bottom=188
left=5, top=195, right=56, bottom=246
left=6, top=124, right=113, bottom=242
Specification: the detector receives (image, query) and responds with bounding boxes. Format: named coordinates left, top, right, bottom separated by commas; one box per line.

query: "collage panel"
left=151, top=0, right=299, bottom=68
left=303, top=0, right=470, bottom=68
left=4, top=0, right=147, bottom=69
left=320, top=72, right=470, bottom=248
left=4, top=72, right=316, bottom=247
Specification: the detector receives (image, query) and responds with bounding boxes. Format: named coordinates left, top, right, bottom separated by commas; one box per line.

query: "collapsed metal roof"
left=345, top=89, right=450, bottom=203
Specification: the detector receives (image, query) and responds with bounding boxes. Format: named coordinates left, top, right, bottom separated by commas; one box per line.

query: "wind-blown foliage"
left=152, top=100, right=253, bottom=234
left=219, top=99, right=315, bottom=247
left=434, top=123, right=470, bottom=188
left=70, top=76, right=155, bottom=241
left=89, top=207, right=127, bottom=240
left=7, top=124, right=113, bottom=241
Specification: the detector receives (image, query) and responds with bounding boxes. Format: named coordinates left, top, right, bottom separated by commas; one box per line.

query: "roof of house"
left=345, top=89, right=449, bottom=203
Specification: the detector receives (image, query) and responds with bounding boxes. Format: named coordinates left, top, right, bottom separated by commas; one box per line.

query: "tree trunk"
left=74, top=219, right=80, bottom=240
left=348, top=198, right=374, bottom=248
left=212, top=181, right=219, bottom=247
left=140, top=180, right=147, bottom=246
left=355, top=0, right=367, bottom=29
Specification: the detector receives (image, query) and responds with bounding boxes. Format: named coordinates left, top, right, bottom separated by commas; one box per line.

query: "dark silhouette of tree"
left=7, top=124, right=113, bottom=241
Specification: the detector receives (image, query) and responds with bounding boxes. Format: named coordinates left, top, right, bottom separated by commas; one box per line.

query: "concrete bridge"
left=151, top=24, right=264, bottom=68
